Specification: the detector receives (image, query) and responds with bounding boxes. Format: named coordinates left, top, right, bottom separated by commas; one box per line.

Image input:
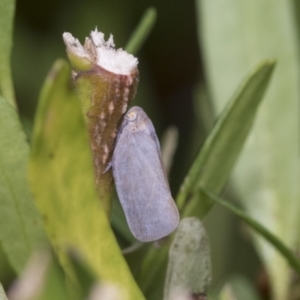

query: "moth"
left=111, top=106, right=180, bottom=242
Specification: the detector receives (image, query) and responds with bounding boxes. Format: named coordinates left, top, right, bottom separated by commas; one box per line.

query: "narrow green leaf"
left=0, top=97, right=47, bottom=274
left=200, top=189, right=300, bottom=276
left=125, top=7, right=157, bottom=55
left=0, top=284, right=8, bottom=300
left=29, top=59, right=145, bottom=300
left=177, top=61, right=275, bottom=217
left=164, top=217, right=211, bottom=300
left=0, top=0, right=16, bottom=107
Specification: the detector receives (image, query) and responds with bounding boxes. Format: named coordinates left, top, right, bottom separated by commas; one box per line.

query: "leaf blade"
left=164, top=217, right=211, bottom=300
left=200, top=189, right=300, bottom=276
left=177, top=61, right=275, bottom=217
left=29, top=59, right=145, bottom=300
left=0, top=97, right=46, bottom=274
left=125, top=7, right=157, bottom=55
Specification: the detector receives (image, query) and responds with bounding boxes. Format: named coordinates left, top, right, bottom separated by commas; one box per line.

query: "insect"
left=110, top=106, right=180, bottom=242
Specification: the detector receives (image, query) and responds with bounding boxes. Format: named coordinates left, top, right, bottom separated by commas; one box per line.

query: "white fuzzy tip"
left=62, top=32, right=90, bottom=59
left=63, top=29, right=138, bottom=75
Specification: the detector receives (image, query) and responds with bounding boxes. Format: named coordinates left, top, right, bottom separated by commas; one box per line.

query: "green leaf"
left=125, top=7, right=157, bottom=55
left=29, top=59, right=145, bottom=300
left=200, top=189, right=300, bottom=276
left=198, top=1, right=300, bottom=298
left=0, top=284, right=8, bottom=300
left=0, top=97, right=47, bottom=274
left=0, top=0, right=16, bottom=107
left=164, top=217, right=211, bottom=300
left=177, top=61, right=275, bottom=217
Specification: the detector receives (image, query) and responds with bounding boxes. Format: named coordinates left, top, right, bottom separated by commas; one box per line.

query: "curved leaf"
left=29, top=60, right=145, bottom=300
left=177, top=61, right=275, bottom=218
left=200, top=189, right=300, bottom=276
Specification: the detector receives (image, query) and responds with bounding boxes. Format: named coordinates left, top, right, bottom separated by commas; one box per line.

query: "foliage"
left=0, top=1, right=300, bottom=300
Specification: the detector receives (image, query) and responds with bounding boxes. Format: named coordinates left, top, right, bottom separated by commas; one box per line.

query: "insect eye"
left=127, top=111, right=137, bottom=121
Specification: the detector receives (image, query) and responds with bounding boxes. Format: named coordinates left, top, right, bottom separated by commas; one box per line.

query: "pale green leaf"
left=198, top=1, right=300, bottom=298
left=29, top=59, right=145, bottom=300
left=0, top=97, right=46, bottom=274
left=0, top=0, right=16, bottom=107
left=200, top=189, right=300, bottom=276
left=125, top=7, right=157, bottom=55
left=177, top=62, right=275, bottom=217
left=164, top=217, right=211, bottom=300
